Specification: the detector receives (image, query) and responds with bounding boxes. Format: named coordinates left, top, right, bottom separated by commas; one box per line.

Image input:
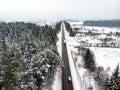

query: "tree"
left=1, top=40, right=14, bottom=90
left=105, top=64, right=120, bottom=90
left=55, top=21, right=62, bottom=33
left=0, top=22, right=63, bottom=90
left=84, top=20, right=120, bottom=27
left=83, top=48, right=96, bottom=72
left=32, top=48, right=62, bottom=89
left=64, top=21, right=71, bottom=32
left=69, top=28, right=75, bottom=37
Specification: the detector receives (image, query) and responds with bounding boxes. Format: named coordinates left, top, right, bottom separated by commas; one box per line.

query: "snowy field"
left=90, top=47, right=120, bottom=74
left=85, top=26, right=120, bottom=34
left=69, top=21, right=120, bottom=34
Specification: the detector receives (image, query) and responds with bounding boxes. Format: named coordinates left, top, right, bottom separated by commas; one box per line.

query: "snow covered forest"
left=0, top=22, right=63, bottom=90
left=84, top=20, right=120, bottom=27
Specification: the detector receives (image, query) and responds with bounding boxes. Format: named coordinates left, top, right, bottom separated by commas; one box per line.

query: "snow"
left=63, top=24, right=120, bottom=90
left=90, top=47, right=120, bottom=74
left=99, top=34, right=107, bottom=39
left=69, top=21, right=83, bottom=26
left=56, top=29, right=62, bottom=57
left=52, top=70, right=62, bottom=90
left=75, top=55, right=101, bottom=90
left=53, top=23, right=120, bottom=90
left=85, top=26, right=120, bottom=34
left=71, top=25, right=120, bottom=35
left=111, top=35, right=117, bottom=40
left=87, top=39, right=101, bottom=44
left=52, top=30, right=62, bottom=90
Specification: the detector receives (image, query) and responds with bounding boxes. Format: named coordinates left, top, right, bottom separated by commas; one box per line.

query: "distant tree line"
left=55, top=21, right=62, bottom=33
left=63, top=21, right=75, bottom=37
left=84, top=20, right=120, bottom=27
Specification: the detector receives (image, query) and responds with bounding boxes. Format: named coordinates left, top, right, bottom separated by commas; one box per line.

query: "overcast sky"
left=0, top=0, right=120, bottom=21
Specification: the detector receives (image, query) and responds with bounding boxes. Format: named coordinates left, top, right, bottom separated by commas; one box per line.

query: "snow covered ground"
left=64, top=24, right=120, bottom=90
left=85, top=26, right=120, bottom=34
left=90, top=47, right=120, bottom=75
left=56, top=29, right=62, bottom=57
left=52, top=23, right=120, bottom=90
left=69, top=21, right=120, bottom=34
left=52, top=70, right=62, bottom=90
left=64, top=28, right=100, bottom=90
left=52, top=30, right=62, bottom=90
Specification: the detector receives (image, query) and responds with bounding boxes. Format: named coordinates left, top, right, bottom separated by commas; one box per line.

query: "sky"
left=0, top=0, right=120, bottom=21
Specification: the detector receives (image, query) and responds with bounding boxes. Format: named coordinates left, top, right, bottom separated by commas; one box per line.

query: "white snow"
left=53, top=23, right=120, bottom=90
left=56, top=28, right=62, bottom=57
left=52, top=70, right=62, bottom=90
left=52, top=30, right=62, bottom=90
left=75, top=55, right=101, bottom=90
left=90, top=47, right=120, bottom=74
left=85, top=26, right=120, bottom=34
left=63, top=24, right=120, bottom=90
left=69, top=22, right=83, bottom=26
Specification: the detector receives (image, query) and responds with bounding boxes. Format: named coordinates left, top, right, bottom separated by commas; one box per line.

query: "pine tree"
left=1, top=40, right=14, bottom=90
left=83, top=48, right=96, bottom=72
left=69, top=28, right=75, bottom=37
left=0, top=22, right=63, bottom=90
left=55, top=21, right=62, bottom=33
left=105, top=64, right=120, bottom=90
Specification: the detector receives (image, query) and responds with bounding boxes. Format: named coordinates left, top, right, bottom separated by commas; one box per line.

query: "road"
left=61, top=23, right=73, bottom=90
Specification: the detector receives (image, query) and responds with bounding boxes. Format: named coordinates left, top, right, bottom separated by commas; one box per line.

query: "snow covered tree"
left=64, top=21, right=71, bottom=32
left=63, top=21, right=76, bottom=37
left=105, top=64, right=120, bottom=90
left=55, top=21, right=62, bottom=33
left=83, top=48, right=96, bottom=72
left=69, top=28, right=75, bottom=37
left=31, top=48, right=62, bottom=89
left=0, top=40, right=15, bottom=90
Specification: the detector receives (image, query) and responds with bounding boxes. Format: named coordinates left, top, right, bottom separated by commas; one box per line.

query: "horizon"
left=0, top=19, right=120, bottom=23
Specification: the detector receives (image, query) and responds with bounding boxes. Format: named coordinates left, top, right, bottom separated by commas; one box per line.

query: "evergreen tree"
left=69, top=28, right=75, bottom=37
left=83, top=48, right=96, bottom=72
left=1, top=40, right=14, bottom=90
left=0, top=22, right=63, bottom=90
left=105, top=64, right=120, bottom=90
left=55, top=21, right=62, bottom=33
left=64, top=21, right=71, bottom=31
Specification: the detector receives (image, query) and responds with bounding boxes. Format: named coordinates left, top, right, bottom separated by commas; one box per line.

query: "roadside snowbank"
left=52, top=30, right=62, bottom=90
left=56, top=30, right=62, bottom=57
left=52, top=70, right=62, bottom=90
